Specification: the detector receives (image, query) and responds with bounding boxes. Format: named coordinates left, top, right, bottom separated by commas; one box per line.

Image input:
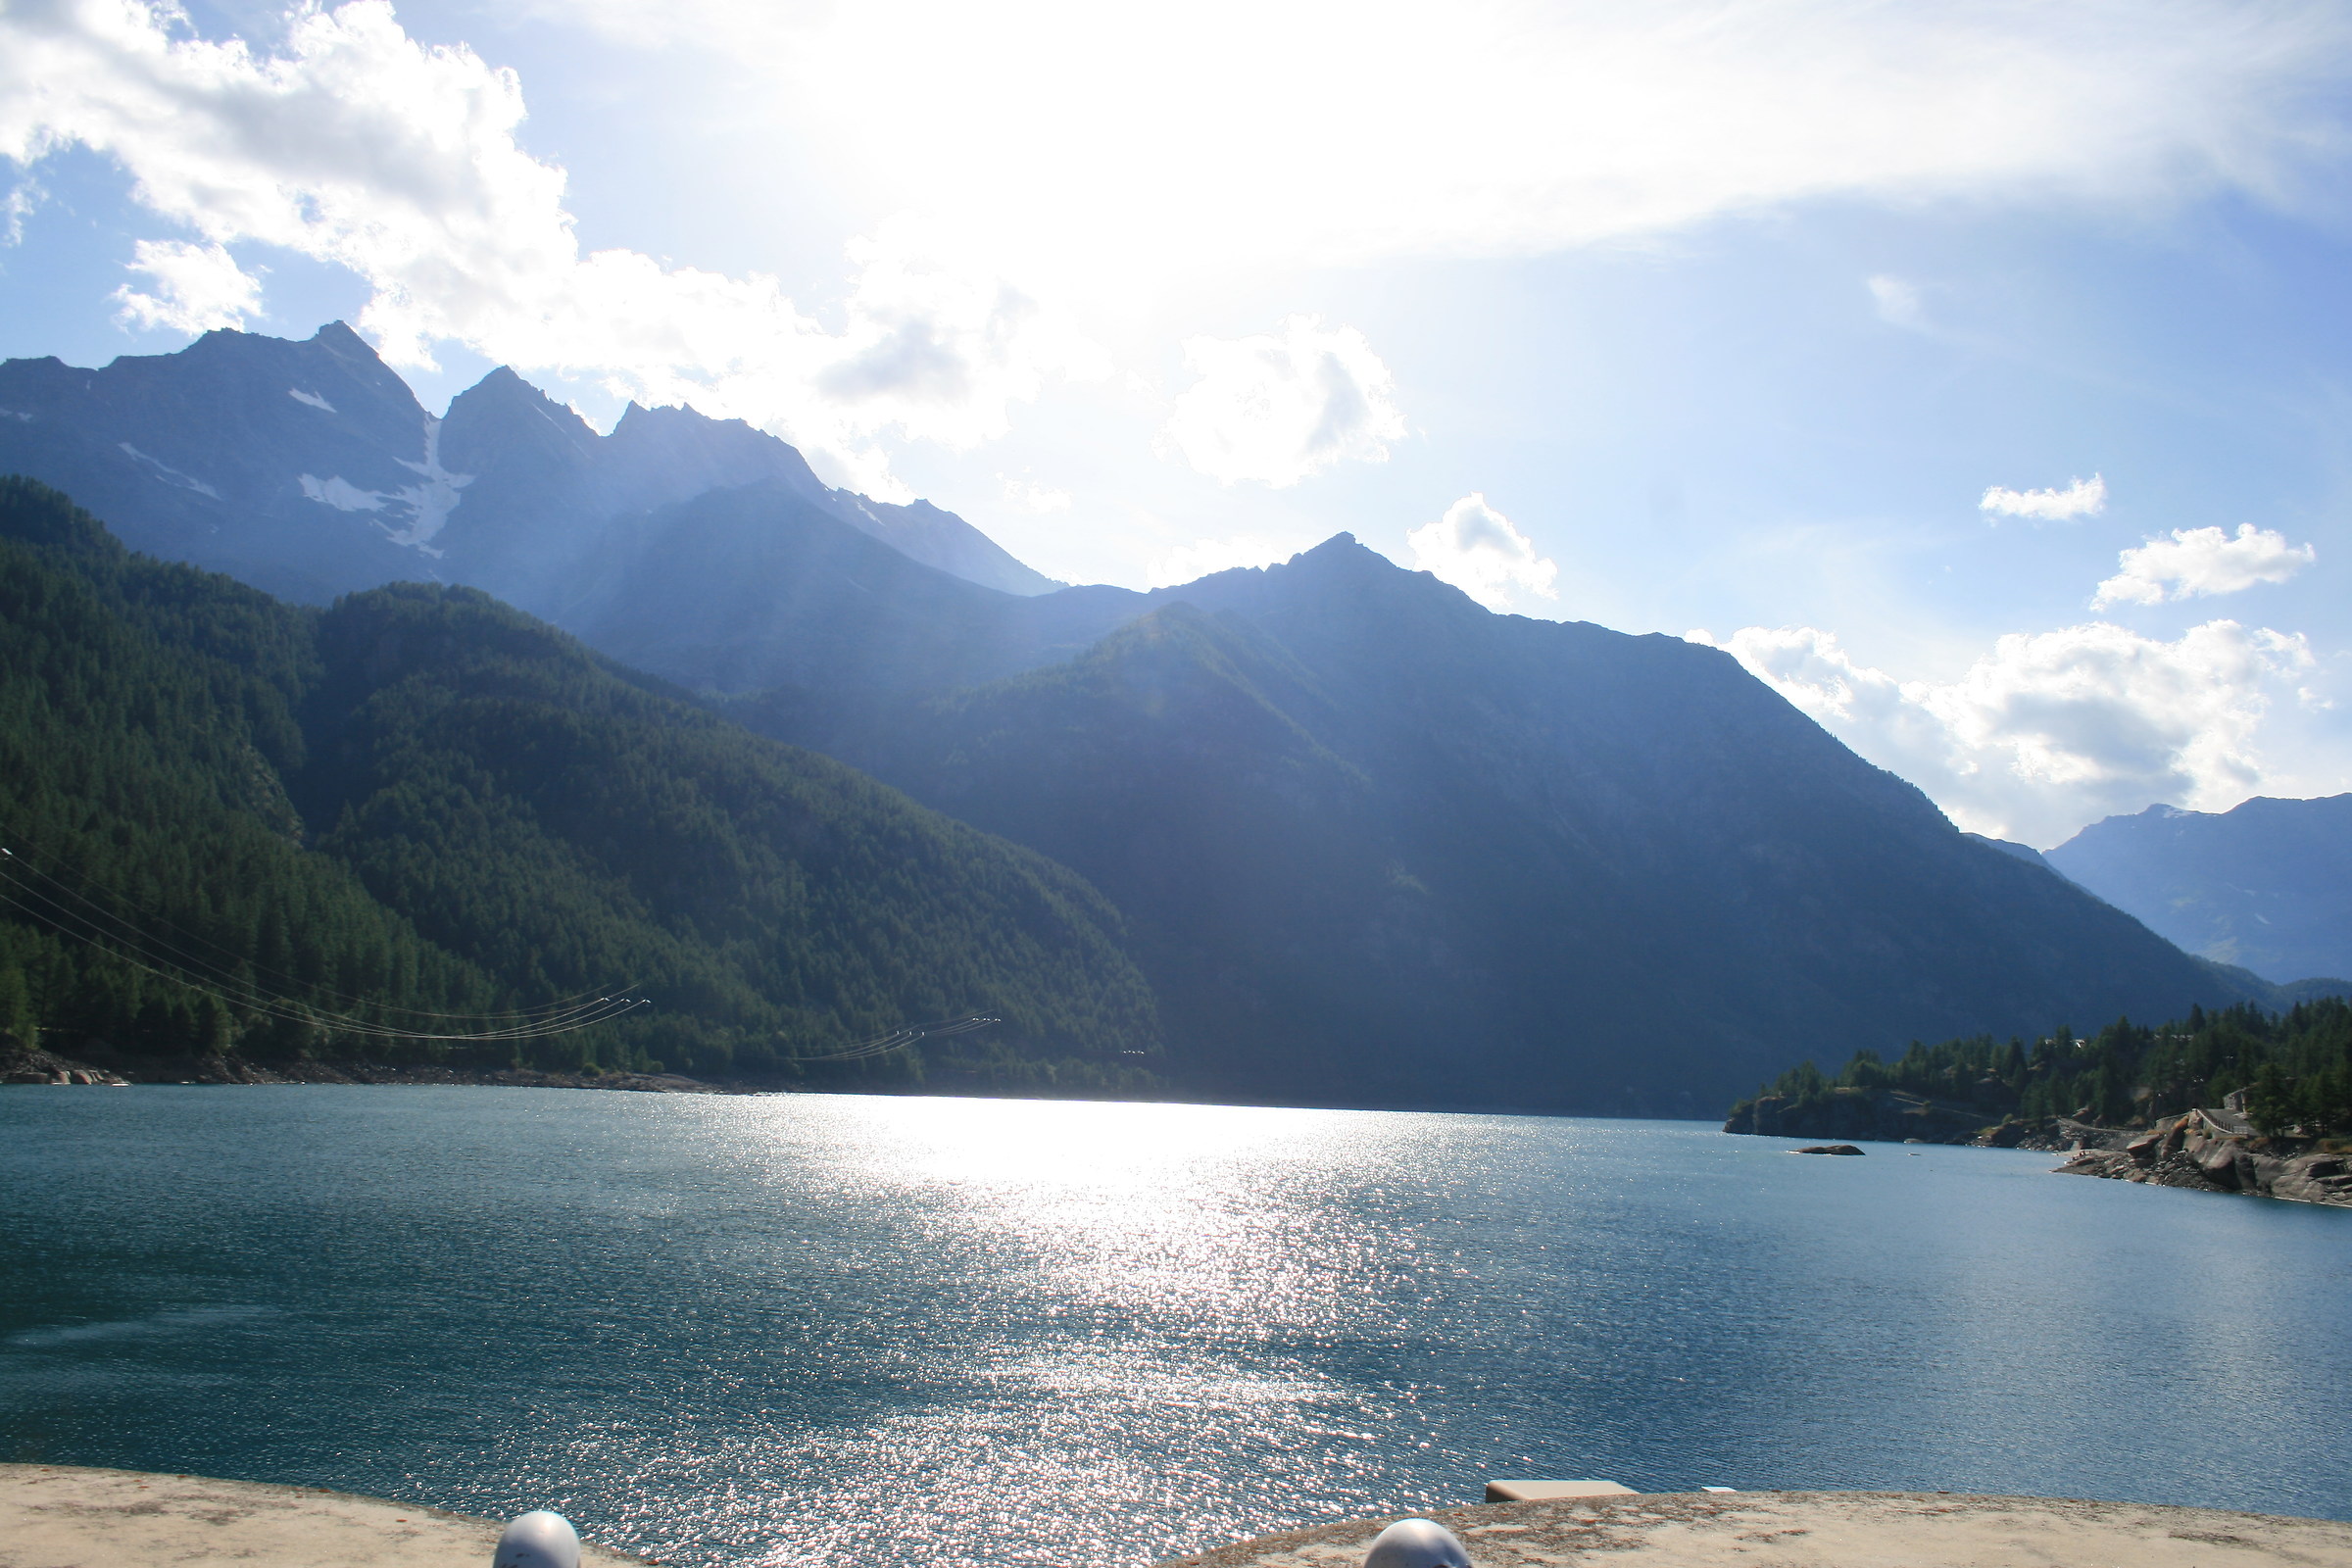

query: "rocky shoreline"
left=2055, top=1109, right=2352, bottom=1206
left=1725, top=1086, right=2352, bottom=1208
left=1722, top=1083, right=2097, bottom=1151
left=0, top=1042, right=738, bottom=1095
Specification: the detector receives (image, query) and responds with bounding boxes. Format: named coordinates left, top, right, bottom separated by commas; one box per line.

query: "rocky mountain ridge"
left=0, top=323, right=1060, bottom=610
left=2047, top=795, right=2352, bottom=986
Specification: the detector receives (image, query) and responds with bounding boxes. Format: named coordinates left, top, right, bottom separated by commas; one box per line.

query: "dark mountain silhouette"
left=0, top=324, right=1061, bottom=611
left=1966, top=832, right=2062, bottom=874
left=553, top=480, right=1145, bottom=693
left=730, top=536, right=2275, bottom=1112
left=2048, top=797, right=2352, bottom=986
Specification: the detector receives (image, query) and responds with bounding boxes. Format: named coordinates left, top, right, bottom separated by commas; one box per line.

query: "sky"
left=3, top=0, right=2352, bottom=847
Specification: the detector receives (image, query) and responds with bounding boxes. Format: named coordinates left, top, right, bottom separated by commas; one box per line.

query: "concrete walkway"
left=0, top=1465, right=649, bottom=1567
left=1156, top=1491, right=2352, bottom=1568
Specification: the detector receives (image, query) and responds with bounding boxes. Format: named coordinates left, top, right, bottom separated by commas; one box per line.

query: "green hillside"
left=0, top=477, right=1158, bottom=1087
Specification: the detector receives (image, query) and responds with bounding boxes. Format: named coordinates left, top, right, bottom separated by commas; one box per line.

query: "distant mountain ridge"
left=555, top=479, right=1148, bottom=693
left=2048, top=797, right=2352, bottom=986
left=731, top=535, right=2281, bottom=1112
left=0, top=323, right=1061, bottom=609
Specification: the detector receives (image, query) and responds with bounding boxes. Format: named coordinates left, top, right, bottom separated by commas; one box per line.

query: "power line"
left=0, top=830, right=618, bottom=1022
left=789, top=1014, right=1000, bottom=1062
left=0, top=845, right=643, bottom=1043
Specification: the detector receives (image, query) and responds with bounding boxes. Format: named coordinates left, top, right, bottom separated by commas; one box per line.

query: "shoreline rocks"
left=2054, top=1111, right=2352, bottom=1206
left=1723, top=1085, right=2097, bottom=1152
left=0, top=1047, right=131, bottom=1086
left=0, top=1042, right=737, bottom=1095
left=1725, top=1085, right=2350, bottom=1208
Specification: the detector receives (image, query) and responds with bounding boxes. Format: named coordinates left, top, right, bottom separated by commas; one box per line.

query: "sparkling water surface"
left=3, top=1087, right=2347, bottom=1566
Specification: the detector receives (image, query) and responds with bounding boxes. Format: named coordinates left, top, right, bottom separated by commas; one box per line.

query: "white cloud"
left=0, top=1, right=1095, bottom=495
left=1405, top=493, right=1558, bottom=612
left=1691, top=618, right=2319, bottom=846
left=111, top=238, right=261, bottom=332
left=1000, top=475, right=1072, bottom=514
left=1982, top=473, right=2107, bottom=521
left=1866, top=274, right=1924, bottom=328
left=1157, top=316, right=1403, bottom=487
left=2092, top=522, right=2316, bottom=609
left=802, top=220, right=1107, bottom=455
left=1146, top=534, right=1302, bottom=588
left=1, top=176, right=38, bottom=245
left=540, top=0, right=2352, bottom=292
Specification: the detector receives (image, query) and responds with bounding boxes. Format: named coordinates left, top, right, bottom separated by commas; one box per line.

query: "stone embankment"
left=0, top=1042, right=728, bottom=1094
left=0, top=1465, right=649, bottom=1567
left=1157, top=1491, right=2352, bottom=1568
left=2056, top=1108, right=2352, bottom=1207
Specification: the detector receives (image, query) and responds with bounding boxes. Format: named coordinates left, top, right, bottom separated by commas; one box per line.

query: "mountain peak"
left=612, top=399, right=733, bottom=435
left=442, top=363, right=599, bottom=472
left=447, top=365, right=589, bottom=426
left=1289, top=532, right=1371, bottom=568
left=305, top=320, right=394, bottom=374
left=1270, top=531, right=1432, bottom=598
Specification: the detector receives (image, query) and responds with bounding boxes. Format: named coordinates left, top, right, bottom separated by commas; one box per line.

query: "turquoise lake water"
left=3, top=1087, right=2347, bottom=1565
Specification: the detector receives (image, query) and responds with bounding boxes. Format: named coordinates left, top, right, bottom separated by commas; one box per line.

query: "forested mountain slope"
left=736, top=536, right=2274, bottom=1113
left=0, top=478, right=1154, bottom=1086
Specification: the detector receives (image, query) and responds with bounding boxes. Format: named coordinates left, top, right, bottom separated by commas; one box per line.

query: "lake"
left=2, top=1087, right=2346, bottom=1566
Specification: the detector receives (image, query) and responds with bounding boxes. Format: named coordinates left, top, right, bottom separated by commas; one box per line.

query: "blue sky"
left=3, top=0, right=2351, bottom=845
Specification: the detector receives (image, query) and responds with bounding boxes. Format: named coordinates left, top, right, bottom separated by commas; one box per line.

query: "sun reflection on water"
left=797, top=1098, right=1427, bottom=1315
left=678, top=1097, right=1470, bottom=1566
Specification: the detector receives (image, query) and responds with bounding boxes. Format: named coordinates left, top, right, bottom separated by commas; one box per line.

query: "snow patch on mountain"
left=300, top=474, right=388, bottom=512
left=118, top=443, right=220, bottom=499
left=298, top=416, right=472, bottom=555
left=388, top=416, right=470, bottom=550
left=288, top=388, right=336, bottom=413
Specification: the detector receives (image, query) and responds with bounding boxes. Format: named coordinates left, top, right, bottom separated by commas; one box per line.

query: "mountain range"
left=730, top=540, right=2303, bottom=1110
left=2047, top=797, right=2352, bottom=987
left=0, top=322, right=1059, bottom=612
left=0, top=323, right=2328, bottom=1112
